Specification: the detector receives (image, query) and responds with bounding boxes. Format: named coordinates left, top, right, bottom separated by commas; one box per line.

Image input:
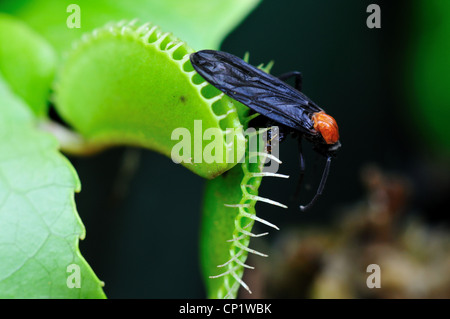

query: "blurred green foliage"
left=0, top=0, right=260, bottom=54
left=0, top=13, right=56, bottom=116
left=409, top=0, right=450, bottom=155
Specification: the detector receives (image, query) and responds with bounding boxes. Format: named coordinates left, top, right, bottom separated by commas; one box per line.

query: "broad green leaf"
left=0, top=0, right=261, bottom=53
left=0, top=13, right=56, bottom=117
left=0, top=76, right=105, bottom=298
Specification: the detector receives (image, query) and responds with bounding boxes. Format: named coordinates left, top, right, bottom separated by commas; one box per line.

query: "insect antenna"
left=299, top=156, right=332, bottom=211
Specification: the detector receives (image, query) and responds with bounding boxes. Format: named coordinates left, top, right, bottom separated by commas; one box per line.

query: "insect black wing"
left=190, top=50, right=323, bottom=135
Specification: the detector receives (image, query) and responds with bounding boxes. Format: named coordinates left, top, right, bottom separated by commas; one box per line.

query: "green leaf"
left=0, top=0, right=261, bottom=52
left=0, top=76, right=105, bottom=298
left=0, top=13, right=56, bottom=117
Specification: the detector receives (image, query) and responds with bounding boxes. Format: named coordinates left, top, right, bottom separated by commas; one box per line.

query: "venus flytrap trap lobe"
left=201, top=128, right=289, bottom=298
left=55, top=20, right=245, bottom=179
left=200, top=59, right=290, bottom=298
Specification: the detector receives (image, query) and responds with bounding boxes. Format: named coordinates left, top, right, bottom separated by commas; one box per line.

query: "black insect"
left=190, top=50, right=341, bottom=211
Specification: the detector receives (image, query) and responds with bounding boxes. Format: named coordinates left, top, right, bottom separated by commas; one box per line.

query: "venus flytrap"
left=0, top=0, right=274, bottom=298
left=55, top=21, right=285, bottom=298
left=0, top=5, right=284, bottom=297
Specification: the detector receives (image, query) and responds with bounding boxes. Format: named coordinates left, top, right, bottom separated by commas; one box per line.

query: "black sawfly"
left=190, top=50, right=341, bottom=211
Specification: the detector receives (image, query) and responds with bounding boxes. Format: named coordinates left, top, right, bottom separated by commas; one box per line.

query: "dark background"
left=71, top=0, right=449, bottom=298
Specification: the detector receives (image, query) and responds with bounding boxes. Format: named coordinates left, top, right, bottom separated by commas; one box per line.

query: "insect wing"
left=191, top=50, right=322, bottom=134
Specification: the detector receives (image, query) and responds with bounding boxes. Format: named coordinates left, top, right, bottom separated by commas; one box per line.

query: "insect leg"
left=268, top=123, right=287, bottom=142
left=277, top=71, right=303, bottom=91
left=266, top=123, right=287, bottom=154
left=293, top=137, right=306, bottom=199
left=299, top=156, right=332, bottom=211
